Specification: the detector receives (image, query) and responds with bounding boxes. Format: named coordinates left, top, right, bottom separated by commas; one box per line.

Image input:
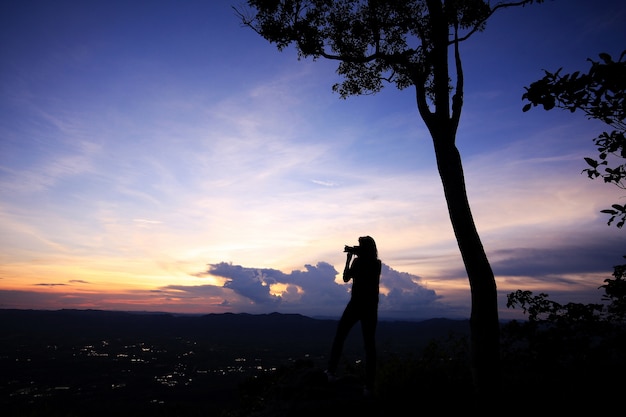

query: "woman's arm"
left=343, top=253, right=354, bottom=282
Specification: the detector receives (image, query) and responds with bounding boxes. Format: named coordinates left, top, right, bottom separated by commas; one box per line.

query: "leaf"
left=599, top=52, right=612, bottom=63
left=543, top=100, right=555, bottom=111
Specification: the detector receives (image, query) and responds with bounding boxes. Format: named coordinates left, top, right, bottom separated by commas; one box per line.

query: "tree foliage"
left=506, top=256, right=626, bottom=325
left=522, top=51, right=626, bottom=227
left=600, top=255, right=626, bottom=323
left=502, top=257, right=626, bottom=400
left=506, top=290, right=604, bottom=324
left=238, top=0, right=542, bottom=101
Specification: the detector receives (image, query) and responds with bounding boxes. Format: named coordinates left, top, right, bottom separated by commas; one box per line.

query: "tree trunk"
left=432, top=133, right=501, bottom=403
left=419, top=1, right=501, bottom=405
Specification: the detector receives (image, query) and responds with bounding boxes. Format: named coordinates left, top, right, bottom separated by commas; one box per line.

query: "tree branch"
left=454, top=0, right=542, bottom=44
left=451, top=21, right=463, bottom=137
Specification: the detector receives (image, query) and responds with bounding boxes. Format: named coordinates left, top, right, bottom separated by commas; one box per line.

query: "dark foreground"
left=1, top=309, right=469, bottom=416
left=2, top=309, right=622, bottom=416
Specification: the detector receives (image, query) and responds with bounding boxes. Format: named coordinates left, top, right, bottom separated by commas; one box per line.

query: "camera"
left=343, top=245, right=360, bottom=255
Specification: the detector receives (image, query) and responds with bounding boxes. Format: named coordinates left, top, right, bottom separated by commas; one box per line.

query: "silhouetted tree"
left=506, top=289, right=604, bottom=324
left=522, top=51, right=626, bottom=340
left=235, top=0, right=545, bottom=400
left=505, top=256, right=626, bottom=381
left=600, top=255, right=626, bottom=323
left=523, top=51, right=626, bottom=228
left=503, top=284, right=624, bottom=406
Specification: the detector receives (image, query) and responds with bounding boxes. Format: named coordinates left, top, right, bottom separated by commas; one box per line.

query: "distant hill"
left=0, top=309, right=469, bottom=356
left=0, top=309, right=472, bottom=416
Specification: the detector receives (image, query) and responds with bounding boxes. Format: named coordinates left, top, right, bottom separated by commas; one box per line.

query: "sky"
left=1, top=0, right=625, bottom=321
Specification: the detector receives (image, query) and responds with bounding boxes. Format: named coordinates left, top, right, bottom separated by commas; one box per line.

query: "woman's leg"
left=328, top=302, right=359, bottom=374
left=361, top=309, right=378, bottom=390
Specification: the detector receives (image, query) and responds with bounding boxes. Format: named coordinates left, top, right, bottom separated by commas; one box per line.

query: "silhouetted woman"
left=326, top=235, right=381, bottom=395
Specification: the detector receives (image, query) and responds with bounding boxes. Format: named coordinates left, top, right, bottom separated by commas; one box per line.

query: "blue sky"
left=0, top=0, right=624, bottom=320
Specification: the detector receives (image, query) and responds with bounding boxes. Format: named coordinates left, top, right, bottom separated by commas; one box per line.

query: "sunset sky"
left=1, top=0, right=625, bottom=320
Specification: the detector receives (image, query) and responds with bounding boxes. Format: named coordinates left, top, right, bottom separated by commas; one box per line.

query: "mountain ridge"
left=0, top=308, right=470, bottom=355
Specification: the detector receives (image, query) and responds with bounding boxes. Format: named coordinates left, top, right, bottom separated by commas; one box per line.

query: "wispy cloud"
left=1, top=0, right=623, bottom=320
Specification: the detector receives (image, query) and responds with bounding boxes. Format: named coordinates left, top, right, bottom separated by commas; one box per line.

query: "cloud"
left=199, top=261, right=446, bottom=319
left=155, top=284, right=228, bottom=303
left=0, top=137, right=98, bottom=195
left=207, top=261, right=342, bottom=310
left=0, top=290, right=66, bottom=309
left=34, top=283, right=67, bottom=287
left=490, top=238, right=624, bottom=279
left=377, top=264, right=448, bottom=318
left=132, top=219, right=163, bottom=225
left=211, top=263, right=281, bottom=305
left=311, top=179, right=339, bottom=187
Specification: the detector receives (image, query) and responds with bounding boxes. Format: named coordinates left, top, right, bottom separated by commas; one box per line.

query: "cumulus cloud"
left=206, top=261, right=346, bottom=313
left=379, top=264, right=441, bottom=311
left=210, top=262, right=282, bottom=305
left=195, top=261, right=445, bottom=319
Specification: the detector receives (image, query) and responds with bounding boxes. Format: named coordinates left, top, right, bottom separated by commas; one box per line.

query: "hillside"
left=0, top=309, right=470, bottom=416
left=0, top=309, right=469, bottom=355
